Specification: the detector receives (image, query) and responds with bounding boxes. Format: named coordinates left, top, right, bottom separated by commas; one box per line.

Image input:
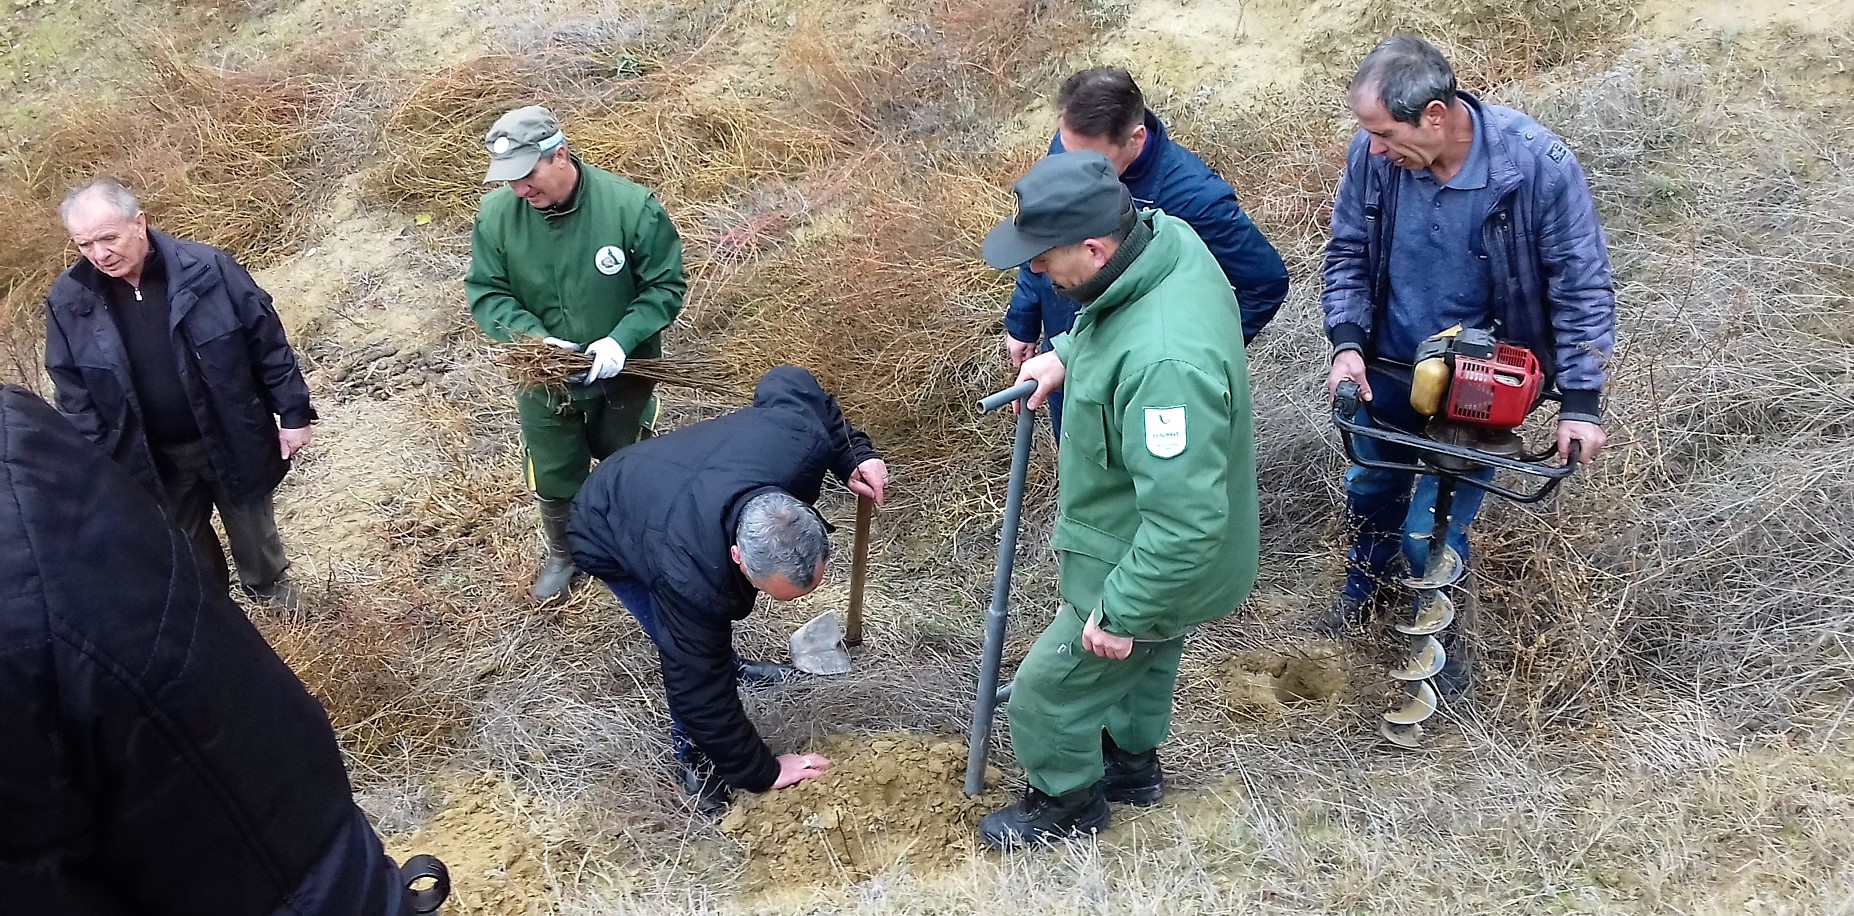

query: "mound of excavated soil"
left=719, top=733, right=1008, bottom=892
left=384, top=776, right=555, bottom=916
left=1215, top=646, right=1354, bottom=721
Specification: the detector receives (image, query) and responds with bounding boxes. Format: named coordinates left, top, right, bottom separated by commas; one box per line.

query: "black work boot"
left=735, top=658, right=797, bottom=688
left=1099, top=734, right=1164, bottom=806
left=978, top=784, right=1111, bottom=851
left=531, top=497, right=578, bottom=603
left=678, top=750, right=731, bottom=815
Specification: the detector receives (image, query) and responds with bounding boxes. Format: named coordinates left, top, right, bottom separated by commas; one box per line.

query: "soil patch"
left=384, top=776, right=558, bottom=916
left=719, top=732, right=1009, bottom=893
left=1214, top=645, right=1354, bottom=721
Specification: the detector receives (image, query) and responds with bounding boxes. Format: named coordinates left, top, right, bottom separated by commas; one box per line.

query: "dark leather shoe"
left=736, top=658, right=797, bottom=688
left=679, top=755, right=731, bottom=815
left=1429, top=631, right=1475, bottom=700
left=1312, top=593, right=1372, bottom=636
left=979, top=785, right=1110, bottom=851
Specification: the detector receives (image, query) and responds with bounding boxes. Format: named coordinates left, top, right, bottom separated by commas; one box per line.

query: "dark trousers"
left=151, top=439, right=289, bottom=594
left=605, top=578, right=746, bottom=764
left=1341, top=409, right=1492, bottom=603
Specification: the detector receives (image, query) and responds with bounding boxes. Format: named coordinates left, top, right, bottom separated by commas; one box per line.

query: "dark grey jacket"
left=1321, top=92, right=1616, bottom=422
left=43, top=230, right=317, bottom=499
left=0, top=385, right=415, bottom=916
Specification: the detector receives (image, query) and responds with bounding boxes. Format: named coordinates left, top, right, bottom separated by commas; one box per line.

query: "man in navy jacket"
left=1003, top=66, right=1289, bottom=435
left=568, top=366, right=888, bottom=812
left=1318, top=36, right=1616, bottom=693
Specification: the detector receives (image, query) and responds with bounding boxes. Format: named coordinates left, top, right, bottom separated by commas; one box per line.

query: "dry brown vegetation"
left=4, top=0, right=1853, bottom=912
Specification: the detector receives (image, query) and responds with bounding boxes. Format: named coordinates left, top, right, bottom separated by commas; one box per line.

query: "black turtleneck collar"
left=1055, top=214, right=1153, bottom=306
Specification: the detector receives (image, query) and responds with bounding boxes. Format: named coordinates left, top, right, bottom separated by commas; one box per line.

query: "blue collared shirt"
left=1382, top=103, right=1494, bottom=362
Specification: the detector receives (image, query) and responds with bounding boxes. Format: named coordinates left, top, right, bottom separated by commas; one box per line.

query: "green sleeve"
left=465, top=213, right=549, bottom=343
left=608, top=195, right=686, bottom=352
left=1098, top=360, right=1236, bottom=639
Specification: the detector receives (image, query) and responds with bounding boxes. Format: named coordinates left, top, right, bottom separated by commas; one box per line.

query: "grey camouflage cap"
left=482, top=105, right=566, bottom=183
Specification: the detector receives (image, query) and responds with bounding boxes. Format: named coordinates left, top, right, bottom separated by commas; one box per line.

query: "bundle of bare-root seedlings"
left=496, top=338, right=747, bottom=399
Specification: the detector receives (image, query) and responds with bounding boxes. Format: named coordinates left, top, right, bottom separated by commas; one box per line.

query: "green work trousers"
left=517, top=376, right=658, bottom=501
left=1007, top=604, right=1187, bottom=797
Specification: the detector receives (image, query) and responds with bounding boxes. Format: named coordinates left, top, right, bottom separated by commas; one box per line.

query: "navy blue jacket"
left=0, top=386, right=416, bottom=916
left=1321, top=92, right=1616, bottom=422
left=44, top=231, right=317, bottom=501
left=1004, top=110, right=1290, bottom=346
left=567, top=367, right=879, bottom=793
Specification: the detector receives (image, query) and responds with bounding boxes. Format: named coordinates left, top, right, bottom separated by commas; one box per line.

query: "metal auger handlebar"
left=965, top=380, right=1038, bottom=795
left=1330, top=377, right=1581, bottom=750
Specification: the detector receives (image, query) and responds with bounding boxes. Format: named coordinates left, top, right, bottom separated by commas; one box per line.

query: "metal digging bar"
left=965, top=379, right=1039, bottom=796
left=1331, top=379, right=1578, bottom=749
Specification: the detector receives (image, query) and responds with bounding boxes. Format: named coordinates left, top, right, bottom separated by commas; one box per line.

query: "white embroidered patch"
left=594, top=245, right=627, bottom=276
left=1144, top=405, right=1186, bottom=458
left=493, top=136, right=513, bottom=155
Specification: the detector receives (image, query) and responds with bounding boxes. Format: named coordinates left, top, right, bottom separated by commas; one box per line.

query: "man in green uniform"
left=977, top=151, right=1260, bottom=849
left=466, top=105, right=687, bottom=602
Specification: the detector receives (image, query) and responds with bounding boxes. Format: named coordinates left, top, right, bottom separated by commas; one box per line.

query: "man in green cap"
left=467, top=104, right=687, bottom=602
left=976, top=151, right=1260, bottom=849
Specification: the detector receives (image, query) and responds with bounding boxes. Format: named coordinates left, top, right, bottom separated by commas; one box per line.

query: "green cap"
left=482, top=105, right=566, bottom=184
left=982, top=151, right=1133, bottom=269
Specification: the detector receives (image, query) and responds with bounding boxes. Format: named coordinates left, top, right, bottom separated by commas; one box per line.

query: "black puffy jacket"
left=0, top=386, right=415, bottom=915
left=567, top=366, right=879, bottom=792
left=43, top=230, right=317, bottom=500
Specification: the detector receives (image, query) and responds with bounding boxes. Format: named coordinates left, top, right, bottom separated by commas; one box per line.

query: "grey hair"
left=1349, top=34, right=1458, bottom=126
left=734, top=490, right=830, bottom=590
left=60, top=177, right=142, bottom=225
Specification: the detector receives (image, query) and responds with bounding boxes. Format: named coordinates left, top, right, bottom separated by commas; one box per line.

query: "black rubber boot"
left=678, top=750, right=731, bottom=815
left=736, top=658, right=797, bottom=688
left=1099, top=733, right=1164, bottom=806
left=530, top=497, right=578, bottom=603
left=978, top=784, right=1111, bottom=851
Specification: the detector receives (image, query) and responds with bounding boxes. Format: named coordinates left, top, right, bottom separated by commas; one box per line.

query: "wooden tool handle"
left=845, top=493, right=873, bottom=647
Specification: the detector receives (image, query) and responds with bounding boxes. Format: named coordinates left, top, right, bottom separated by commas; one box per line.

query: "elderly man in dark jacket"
left=0, top=385, right=434, bottom=915
left=1318, top=36, right=1616, bottom=692
left=568, top=365, right=888, bottom=812
left=44, top=177, right=316, bottom=608
left=1004, top=66, right=1289, bottom=436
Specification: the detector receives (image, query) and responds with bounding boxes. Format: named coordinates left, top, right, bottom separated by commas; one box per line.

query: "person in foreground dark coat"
left=568, top=365, right=888, bottom=812
left=0, top=384, right=431, bottom=915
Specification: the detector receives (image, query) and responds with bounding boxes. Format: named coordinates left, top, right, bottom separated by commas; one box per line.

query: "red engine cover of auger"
left=1445, top=343, right=1542, bottom=429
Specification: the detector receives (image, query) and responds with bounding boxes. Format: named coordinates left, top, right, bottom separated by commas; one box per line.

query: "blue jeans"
left=606, top=578, right=745, bottom=763
left=1341, top=410, right=1494, bottom=603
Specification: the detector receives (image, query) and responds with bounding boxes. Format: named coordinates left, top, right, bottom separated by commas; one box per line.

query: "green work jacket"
left=465, top=160, right=686, bottom=359
left=1048, top=210, right=1260, bottom=641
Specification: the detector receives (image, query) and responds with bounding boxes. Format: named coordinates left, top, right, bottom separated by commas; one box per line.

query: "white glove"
left=542, top=336, right=580, bottom=351
left=584, top=337, right=627, bottom=381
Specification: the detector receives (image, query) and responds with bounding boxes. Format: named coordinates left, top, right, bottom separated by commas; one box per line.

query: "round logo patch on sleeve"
left=1144, top=405, right=1187, bottom=458
left=594, top=245, right=627, bottom=276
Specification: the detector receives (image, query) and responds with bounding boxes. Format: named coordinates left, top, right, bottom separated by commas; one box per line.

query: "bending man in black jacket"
left=568, top=366, right=888, bottom=812
left=0, top=385, right=427, bottom=915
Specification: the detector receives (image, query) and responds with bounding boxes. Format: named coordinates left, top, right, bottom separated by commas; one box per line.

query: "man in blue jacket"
left=1003, top=67, right=1289, bottom=435
left=1319, top=35, right=1616, bottom=693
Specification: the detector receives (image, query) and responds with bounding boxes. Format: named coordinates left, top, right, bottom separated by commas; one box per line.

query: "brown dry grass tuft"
left=369, top=54, right=841, bottom=223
